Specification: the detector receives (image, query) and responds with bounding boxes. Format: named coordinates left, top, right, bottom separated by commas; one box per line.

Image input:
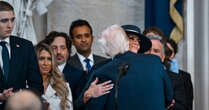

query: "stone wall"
left=33, top=0, right=186, bottom=69
left=47, top=0, right=145, bottom=57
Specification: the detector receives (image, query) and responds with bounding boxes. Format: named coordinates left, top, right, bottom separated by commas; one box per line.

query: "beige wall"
left=46, top=0, right=145, bottom=56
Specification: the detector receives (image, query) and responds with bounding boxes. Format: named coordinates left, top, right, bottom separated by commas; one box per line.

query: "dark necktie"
left=0, top=41, right=9, bottom=82
left=84, top=58, right=91, bottom=71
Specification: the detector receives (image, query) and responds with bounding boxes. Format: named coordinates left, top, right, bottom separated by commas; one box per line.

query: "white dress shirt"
left=58, top=62, right=66, bottom=72
left=0, top=37, right=11, bottom=71
left=77, top=52, right=94, bottom=71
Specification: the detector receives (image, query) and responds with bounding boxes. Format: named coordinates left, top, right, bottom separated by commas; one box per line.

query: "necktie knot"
left=84, top=58, right=91, bottom=71
left=0, top=41, right=7, bottom=47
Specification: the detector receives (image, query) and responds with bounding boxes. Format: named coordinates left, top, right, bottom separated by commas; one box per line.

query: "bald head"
left=5, top=90, right=42, bottom=110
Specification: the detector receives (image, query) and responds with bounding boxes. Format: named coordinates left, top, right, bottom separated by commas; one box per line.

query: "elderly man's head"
left=5, top=90, right=42, bottom=110
left=99, top=25, right=129, bottom=57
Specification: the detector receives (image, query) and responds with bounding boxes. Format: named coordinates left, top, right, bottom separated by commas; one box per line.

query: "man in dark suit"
left=44, top=31, right=113, bottom=110
left=44, top=31, right=85, bottom=100
left=0, top=1, right=43, bottom=109
left=166, top=39, right=193, bottom=110
left=146, top=34, right=187, bottom=110
left=69, top=19, right=106, bottom=72
left=84, top=25, right=173, bottom=110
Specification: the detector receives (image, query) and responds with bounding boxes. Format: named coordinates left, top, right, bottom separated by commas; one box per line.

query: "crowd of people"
left=0, top=1, right=193, bottom=110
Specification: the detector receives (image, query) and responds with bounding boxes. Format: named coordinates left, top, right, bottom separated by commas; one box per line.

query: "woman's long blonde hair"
left=35, top=42, right=71, bottom=110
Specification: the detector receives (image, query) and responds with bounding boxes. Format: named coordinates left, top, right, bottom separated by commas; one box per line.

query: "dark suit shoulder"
left=63, top=62, right=84, bottom=76
left=179, top=70, right=191, bottom=78
left=93, top=54, right=107, bottom=64
left=167, top=71, right=180, bottom=78
left=91, top=58, right=112, bottom=72
left=10, top=36, right=33, bottom=45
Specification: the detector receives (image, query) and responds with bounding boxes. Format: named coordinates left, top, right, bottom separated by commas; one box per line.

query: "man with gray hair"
left=84, top=24, right=173, bottom=110
left=146, top=34, right=187, bottom=110
left=4, top=90, right=42, bottom=110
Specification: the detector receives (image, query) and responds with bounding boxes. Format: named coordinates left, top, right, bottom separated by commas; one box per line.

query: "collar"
left=58, top=62, right=66, bottom=72
left=43, top=84, right=56, bottom=98
left=77, top=51, right=94, bottom=63
left=0, top=37, right=10, bottom=45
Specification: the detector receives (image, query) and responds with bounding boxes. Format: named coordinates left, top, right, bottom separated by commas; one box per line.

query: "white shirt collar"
left=77, top=52, right=94, bottom=70
left=58, top=62, right=66, bottom=72
left=0, top=37, right=10, bottom=45
left=0, top=37, right=11, bottom=69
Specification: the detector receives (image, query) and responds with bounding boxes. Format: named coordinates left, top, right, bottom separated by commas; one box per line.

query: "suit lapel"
left=0, top=68, right=3, bottom=81
left=93, top=55, right=98, bottom=64
left=8, top=36, right=20, bottom=82
left=74, top=54, right=83, bottom=70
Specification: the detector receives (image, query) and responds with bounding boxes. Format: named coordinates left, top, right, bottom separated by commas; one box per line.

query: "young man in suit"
left=0, top=1, right=43, bottom=108
left=69, top=19, right=106, bottom=72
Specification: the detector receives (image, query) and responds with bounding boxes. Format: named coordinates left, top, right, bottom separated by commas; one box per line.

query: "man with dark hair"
left=45, top=31, right=72, bottom=61
left=44, top=30, right=113, bottom=110
left=143, top=26, right=165, bottom=37
left=0, top=1, right=43, bottom=109
left=69, top=19, right=106, bottom=72
left=43, top=31, right=84, bottom=100
left=44, top=31, right=71, bottom=66
left=68, top=19, right=113, bottom=110
left=166, top=39, right=193, bottom=110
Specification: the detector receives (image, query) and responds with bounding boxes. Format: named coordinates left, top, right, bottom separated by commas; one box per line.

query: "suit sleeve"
left=26, top=42, right=44, bottom=94
left=85, top=73, right=109, bottom=110
left=181, top=71, right=193, bottom=110
left=163, top=69, right=174, bottom=106
left=168, top=72, right=187, bottom=110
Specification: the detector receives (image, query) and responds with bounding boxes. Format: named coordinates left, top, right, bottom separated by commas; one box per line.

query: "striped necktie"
left=84, top=58, right=92, bottom=71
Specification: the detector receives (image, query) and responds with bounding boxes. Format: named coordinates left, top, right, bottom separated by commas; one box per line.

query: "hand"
left=0, top=88, right=14, bottom=101
left=167, top=99, right=175, bottom=109
left=89, top=77, right=114, bottom=98
left=83, top=77, right=114, bottom=103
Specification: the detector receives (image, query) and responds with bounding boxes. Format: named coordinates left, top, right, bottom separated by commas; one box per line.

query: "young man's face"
left=0, top=11, right=15, bottom=40
left=71, top=25, right=93, bottom=56
left=50, top=37, right=69, bottom=65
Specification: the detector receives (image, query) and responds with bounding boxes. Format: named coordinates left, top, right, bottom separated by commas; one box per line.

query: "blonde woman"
left=35, top=43, right=73, bottom=110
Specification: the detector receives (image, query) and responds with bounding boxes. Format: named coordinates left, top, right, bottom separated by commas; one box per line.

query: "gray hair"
left=99, top=24, right=129, bottom=57
left=146, top=35, right=166, bottom=53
